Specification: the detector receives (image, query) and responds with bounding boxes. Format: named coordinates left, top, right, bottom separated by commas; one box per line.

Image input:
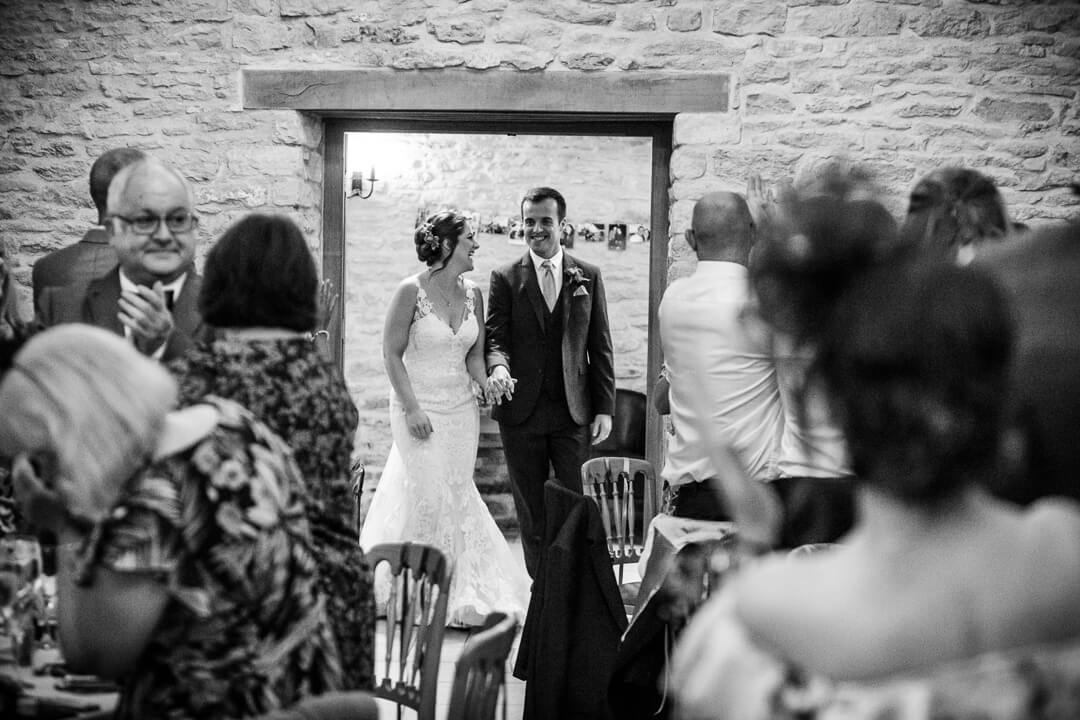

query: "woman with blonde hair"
left=0, top=324, right=342, bottom=719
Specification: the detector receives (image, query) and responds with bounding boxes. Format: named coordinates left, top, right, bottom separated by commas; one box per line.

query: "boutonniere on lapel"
left=565, top=266, right=590, bottom=297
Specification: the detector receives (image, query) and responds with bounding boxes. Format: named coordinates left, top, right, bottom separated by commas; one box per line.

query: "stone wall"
left=2, top=0, right=1078, bottom=527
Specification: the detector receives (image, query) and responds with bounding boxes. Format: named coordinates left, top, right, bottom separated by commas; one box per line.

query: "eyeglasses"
left=110, top=211, right=198, bottom=235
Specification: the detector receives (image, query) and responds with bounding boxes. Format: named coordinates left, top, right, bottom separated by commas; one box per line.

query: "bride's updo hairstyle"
left=751, top=175, right=1014, bottom=504
left=415, top=211, right=468, bottom=270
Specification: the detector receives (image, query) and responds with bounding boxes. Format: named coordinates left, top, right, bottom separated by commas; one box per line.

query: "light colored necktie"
left=540, top=260, right=556, bottom=311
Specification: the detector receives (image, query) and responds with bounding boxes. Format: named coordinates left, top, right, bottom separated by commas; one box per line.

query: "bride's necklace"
left=428, top=274, right=462, bottom=308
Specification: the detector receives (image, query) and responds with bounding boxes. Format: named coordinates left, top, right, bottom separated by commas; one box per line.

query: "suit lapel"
left=561, top=254, right=576, bottom=332
left=84, top=270, right=124, bottom=335
left=519, top=254, right=547, bottom=334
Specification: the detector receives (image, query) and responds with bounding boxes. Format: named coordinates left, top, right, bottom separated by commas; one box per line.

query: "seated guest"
left=36, top=156, right=204, bottom=362
left=668, top=193, right=1080, bottom=719
left=31, top=147, right=144, bottom=317
left=901, top=166, right=1010, bottom=263
left=0, top=325, right=342, bottom=719
left=168, top=213, right=372, bottom=690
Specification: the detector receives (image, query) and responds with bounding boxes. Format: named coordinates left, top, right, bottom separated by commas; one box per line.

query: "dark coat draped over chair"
left=513, top=481, right=628, bottom=720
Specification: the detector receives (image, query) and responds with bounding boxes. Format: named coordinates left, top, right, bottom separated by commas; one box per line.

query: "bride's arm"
left=383, top=279, right=432, bottom=439
left=466, top=286, right=488, bottom=388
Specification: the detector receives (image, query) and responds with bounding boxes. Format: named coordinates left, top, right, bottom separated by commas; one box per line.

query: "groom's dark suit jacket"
left=37, top=266, right=204, bottom=363
left=486, top=251, right=615, bottom=426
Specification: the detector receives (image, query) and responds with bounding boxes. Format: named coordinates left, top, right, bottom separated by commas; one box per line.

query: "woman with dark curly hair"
left=669, top=188, right=1080, bottom=719
left=360, top=210, right=530, bottom=627
left=168, top=213, right=374, bottom=690
left=901, top=166, right=1011, bottom=264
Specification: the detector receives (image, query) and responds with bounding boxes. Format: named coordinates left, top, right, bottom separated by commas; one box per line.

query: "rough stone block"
left=428, top=16, right=487, bottom=44
left=909, top=9, right=989, bottom=39
left=231, top=0, right=276, bottom=16
left=741, top=60, right=790, bottom=83
left=804, top=96, right=872, bottom=114
left=711, top=3, right=786, bottom=36
left=673, top=113, right=740, bottom=145
left=527, top=1, right=615, bottom=26
left=492, top=21, right=564, bottom=44
left=670, top=148, right=707, bottom=180
left=232, top=20, right=302, bottom=52
left=500, top=49, right=556, bottom=71
left=619, top=9, right=656, bottom=31
left=279, top=0, right=352, bottom=17
left=787, top=6, right=902, bottom=37
left=745, top=92, right=795, bottom=115
left=764, top=37, right=823, bottom=57
left=633, top=39, right=747, bottom=70
left=973, top=97, right=1054, bottom=124
left=991, top=7, right=1080, bottom=35
left=667, top=9, right=702, bottom=32
left=896, top=101, right=964, bottom=118
left=389, top=49, right=467, bottom=69
left=561, top=51, right=615, bottom=70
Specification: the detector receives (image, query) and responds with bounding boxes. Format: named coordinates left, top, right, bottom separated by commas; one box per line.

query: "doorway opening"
left=322, top=114, right=672, bottom=501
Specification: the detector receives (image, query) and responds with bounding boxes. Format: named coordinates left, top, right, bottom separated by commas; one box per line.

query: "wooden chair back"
left=581, top=456, right=658, bottom=585
left=446, top=612, right=519, bottom=720
left=366, top=542, right=451, bottom=720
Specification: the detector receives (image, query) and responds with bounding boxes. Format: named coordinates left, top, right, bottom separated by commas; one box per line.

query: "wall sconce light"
left=348, top=167, right=378, bottom=199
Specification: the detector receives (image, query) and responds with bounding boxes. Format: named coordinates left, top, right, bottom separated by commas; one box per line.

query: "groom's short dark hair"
left=522, top=187, right=566, bottom=221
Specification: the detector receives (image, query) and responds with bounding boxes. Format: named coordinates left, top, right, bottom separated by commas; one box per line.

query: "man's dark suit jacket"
left=37, top=266, right=203, bottom=363
left=976, top=222, right=1080, bottom=505
left=31, top=228, right=119, bottom=318
left=513, top=481, right=628, bottom=720
left=485, top=252, right=615, bottom=426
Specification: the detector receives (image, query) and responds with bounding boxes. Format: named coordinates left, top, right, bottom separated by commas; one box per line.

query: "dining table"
left=1, top=639, right=118, bottom=719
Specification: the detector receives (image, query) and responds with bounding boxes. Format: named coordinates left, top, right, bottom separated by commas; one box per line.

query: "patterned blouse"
left=76, top=397, right=342, bottom=719
left=169, top=338, right=359, bottom=532
left=168, top=337, right=374, bottom=690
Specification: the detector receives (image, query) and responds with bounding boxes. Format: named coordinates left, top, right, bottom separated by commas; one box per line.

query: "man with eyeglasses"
left=37, top=156, right=203, bottom=361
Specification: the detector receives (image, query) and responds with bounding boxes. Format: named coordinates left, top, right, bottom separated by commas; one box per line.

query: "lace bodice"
left=393, top=279, right=479, bottom=412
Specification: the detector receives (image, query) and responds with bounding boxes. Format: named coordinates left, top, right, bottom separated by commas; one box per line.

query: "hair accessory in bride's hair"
left=421, top=222, right=439, bottom=251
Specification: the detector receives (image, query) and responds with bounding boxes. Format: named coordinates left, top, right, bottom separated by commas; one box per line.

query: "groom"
left=486, top=186, right=616, bottom=577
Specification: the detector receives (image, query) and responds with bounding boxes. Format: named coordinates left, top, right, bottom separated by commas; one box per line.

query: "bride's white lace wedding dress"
left=359, top=280, right=531, bottom=627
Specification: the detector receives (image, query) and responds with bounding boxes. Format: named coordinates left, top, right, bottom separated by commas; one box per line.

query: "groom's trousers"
left=499, top=393, right=590, bottom=578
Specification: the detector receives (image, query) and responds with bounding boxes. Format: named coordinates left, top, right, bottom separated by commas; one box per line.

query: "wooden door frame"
left=322, top=113, right=671, bottom=469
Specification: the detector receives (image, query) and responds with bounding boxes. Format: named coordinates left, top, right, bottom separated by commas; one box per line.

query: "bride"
left=359, top=210, right=531, bottom=627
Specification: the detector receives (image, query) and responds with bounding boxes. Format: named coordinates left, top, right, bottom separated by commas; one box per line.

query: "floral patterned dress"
left=75, top=398, right=341, bottom=719
left=169, top=337, right=374, bottom=690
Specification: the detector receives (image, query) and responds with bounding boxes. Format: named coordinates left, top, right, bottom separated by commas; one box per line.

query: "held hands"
left=119, top=281, right=174, bottom=355
left=405, top=407, right=434, bottom=440
left=485, top=365, right=517, bottom=406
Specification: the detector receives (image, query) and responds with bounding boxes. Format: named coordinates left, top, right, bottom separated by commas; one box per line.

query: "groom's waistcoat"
left=541, top=292, right=567, bottom=401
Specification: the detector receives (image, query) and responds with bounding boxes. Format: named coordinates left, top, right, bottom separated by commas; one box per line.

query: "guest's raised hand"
left=317, top=278, right=339, bottom=333
left=119, top=281, right=174, bottom=355
left=405, top=406, right=433, bottom=440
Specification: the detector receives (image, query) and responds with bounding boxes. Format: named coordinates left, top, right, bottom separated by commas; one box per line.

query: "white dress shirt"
left=529, top=247, right=563, bottom=301
left=659, top=261, right=784, bottom=486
